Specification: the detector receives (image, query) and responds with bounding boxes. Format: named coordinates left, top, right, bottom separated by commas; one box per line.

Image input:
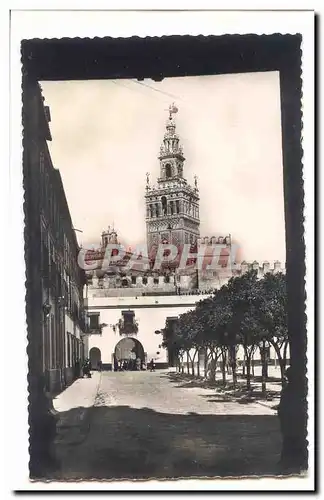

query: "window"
left=88, top=313, right=100, bottom=330
left=165, top=163, right=172, bottom=178
left=161, top=196, right=167, bottom=215
left=164, top=275, right=170, bottom=283
left=142, top=277, right=148, bottom=285
left=131, top=276, right=137, bottom=285
left=67, top=333, right=71, bottom=368
left=120, top=310, right=137, bottom=334
left=122, top=310, right=134, bottom=324
left=153, top=277, right=159, bottom=284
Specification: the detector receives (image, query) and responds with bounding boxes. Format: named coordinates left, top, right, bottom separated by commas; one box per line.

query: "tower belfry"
left=145, top=104, right=200, bottom=250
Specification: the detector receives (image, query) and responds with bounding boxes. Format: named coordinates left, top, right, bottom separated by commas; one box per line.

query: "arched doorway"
left=114, top=337, right=145, bottom=371
left=89, top=347, right=101, bottom=370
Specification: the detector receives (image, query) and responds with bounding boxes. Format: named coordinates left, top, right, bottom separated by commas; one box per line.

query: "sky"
left=41, top=72, right=286, bottom=265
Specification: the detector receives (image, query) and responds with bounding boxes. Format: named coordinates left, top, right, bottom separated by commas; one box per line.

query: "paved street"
left=53, top=370, right=282, bottom=480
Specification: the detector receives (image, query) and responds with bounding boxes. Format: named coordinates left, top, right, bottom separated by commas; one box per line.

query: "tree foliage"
left=162, top=271, right=288, bottom=385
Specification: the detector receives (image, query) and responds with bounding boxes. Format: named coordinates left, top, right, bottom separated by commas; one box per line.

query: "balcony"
left=118, top=318, right=138, bottom=336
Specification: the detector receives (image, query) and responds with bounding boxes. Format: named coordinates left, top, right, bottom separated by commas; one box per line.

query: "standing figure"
left=150, top=359, right=155, bottom=372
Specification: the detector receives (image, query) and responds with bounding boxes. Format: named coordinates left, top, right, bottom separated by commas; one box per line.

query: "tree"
left=256, top=272, right=288, bottom=383
left=224, top=271, right=262, bottom=389
left=163, top=270, right=288, bottom=396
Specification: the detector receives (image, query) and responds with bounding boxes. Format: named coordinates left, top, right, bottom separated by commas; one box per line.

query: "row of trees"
left=163, top=270, right=289, bottom=394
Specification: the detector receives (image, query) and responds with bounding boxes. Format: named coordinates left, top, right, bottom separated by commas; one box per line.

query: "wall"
left=86, top=293, right=212, bottom=368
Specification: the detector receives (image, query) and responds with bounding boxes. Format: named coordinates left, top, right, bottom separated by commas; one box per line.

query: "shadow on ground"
left=51, top=404, right=282, bottom=481
left=164, top=372, right=280, bottom=405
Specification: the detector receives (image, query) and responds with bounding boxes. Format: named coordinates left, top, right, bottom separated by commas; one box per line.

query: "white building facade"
left=85, top=293, right=211, bottom=369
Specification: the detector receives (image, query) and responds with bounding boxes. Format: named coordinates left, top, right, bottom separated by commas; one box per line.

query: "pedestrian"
left=150, top=358, right=155, bottom=372
left=83, top=358, right=92, bottom=378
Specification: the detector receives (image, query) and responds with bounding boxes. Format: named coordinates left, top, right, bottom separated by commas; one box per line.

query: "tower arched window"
left=165, top=163, right=172, bottom=179
left=161, top=196, right=167, bottom=215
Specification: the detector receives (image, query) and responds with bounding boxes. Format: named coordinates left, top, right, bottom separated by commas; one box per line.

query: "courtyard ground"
left=52, top=369, right=282, bottom=480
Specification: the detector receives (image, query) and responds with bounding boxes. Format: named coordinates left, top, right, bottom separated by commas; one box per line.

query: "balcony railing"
left=118, top=319, right=138, bottom=335
left=84, top=322, right=107, bottom=335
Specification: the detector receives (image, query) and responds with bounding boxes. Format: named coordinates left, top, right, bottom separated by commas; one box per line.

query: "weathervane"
left=165, top=102, right=179, bottom=120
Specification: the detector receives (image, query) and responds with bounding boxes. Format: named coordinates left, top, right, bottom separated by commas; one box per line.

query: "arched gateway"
left=114, top=337, right=145, bottom=361
left=113, top=337, right=146, bottom=371
left=89, top=347, right=101, bottom=370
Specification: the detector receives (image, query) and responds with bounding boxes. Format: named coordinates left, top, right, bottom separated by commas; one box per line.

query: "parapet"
left=235, top=260, right=286, bottom=276
left=197, top=235, right=231, bottom=246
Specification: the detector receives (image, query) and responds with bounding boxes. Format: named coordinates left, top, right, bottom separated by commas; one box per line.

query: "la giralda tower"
left=145, top=104, right=200, bottom=252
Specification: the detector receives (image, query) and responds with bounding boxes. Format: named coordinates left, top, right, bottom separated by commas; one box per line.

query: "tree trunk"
left=191, top=349, right=199, bottom=377
left=283, top=340, right=289, bottom=369
left=246, top=355, right=251, bottom=391
left=271, top=341, right=286, bottom=384
left=221, top=350, right=227, bottom=386
left=230, top=346, right=237, bottom=388
left=204, top=349, right=208, bottom=379
left=260, top=342, right=267, bottom=397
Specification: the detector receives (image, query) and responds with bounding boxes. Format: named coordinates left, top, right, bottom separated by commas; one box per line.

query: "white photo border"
left=6, top=8, right=314, bottom=493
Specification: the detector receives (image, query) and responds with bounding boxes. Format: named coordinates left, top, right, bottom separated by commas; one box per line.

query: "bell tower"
left=145, top=104, right=200, bottom=250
